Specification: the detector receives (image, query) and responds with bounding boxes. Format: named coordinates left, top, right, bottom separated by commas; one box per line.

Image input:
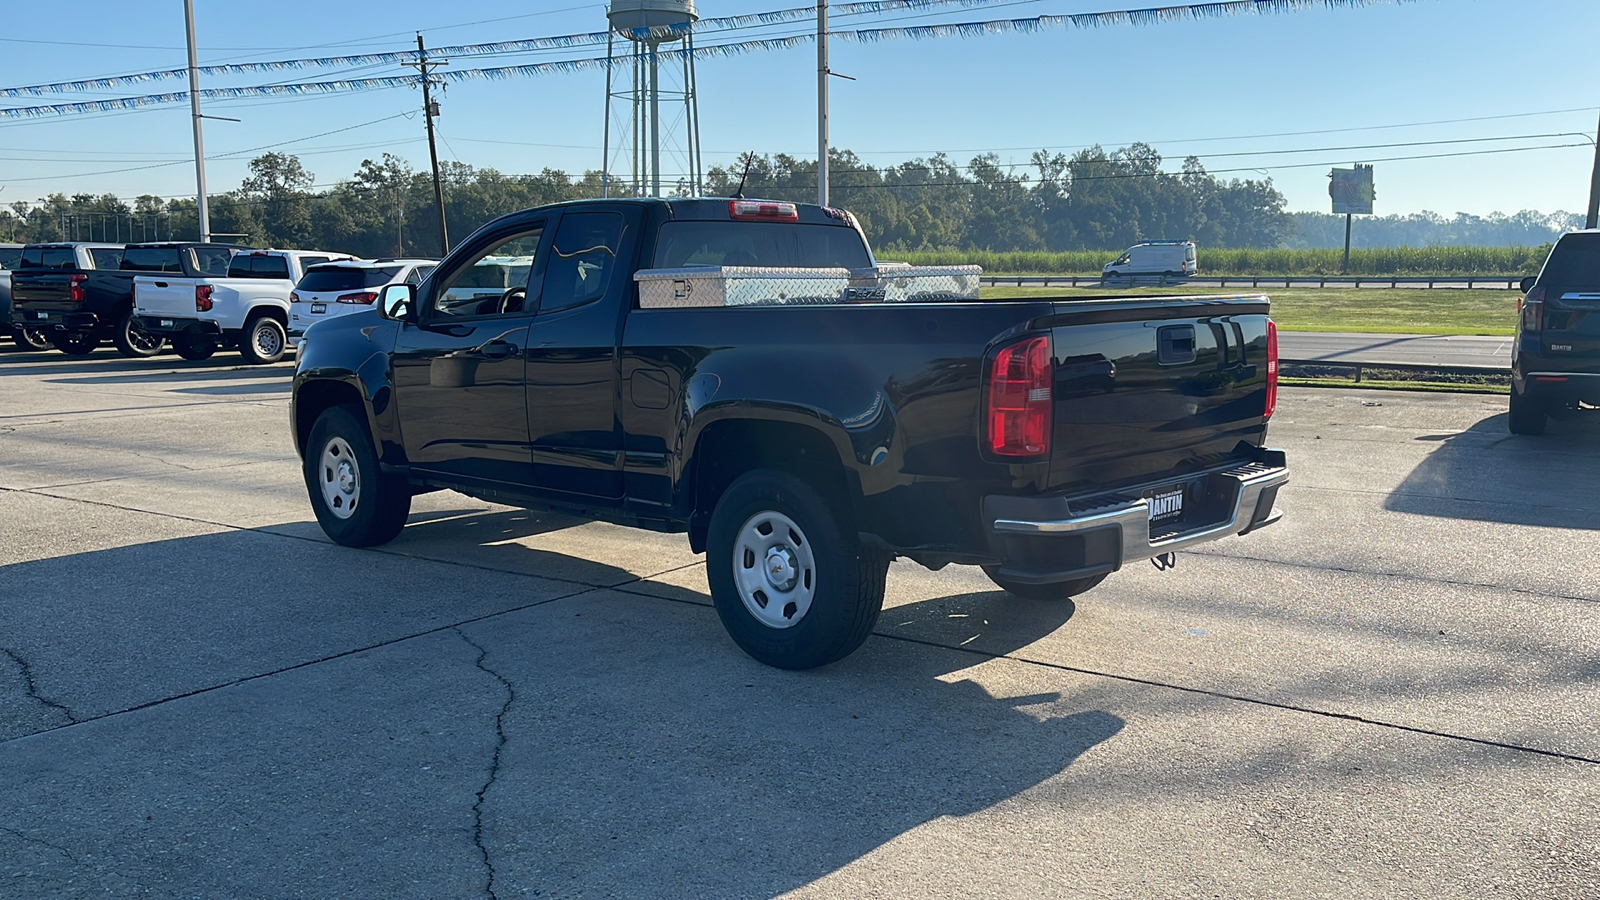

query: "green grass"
left=979, top=285, right=1518, bottom=336
left=893, top=246, right=1548, bottom=276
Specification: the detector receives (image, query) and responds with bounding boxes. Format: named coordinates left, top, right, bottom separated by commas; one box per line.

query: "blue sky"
left=2, top=0, right=1597, bottom=219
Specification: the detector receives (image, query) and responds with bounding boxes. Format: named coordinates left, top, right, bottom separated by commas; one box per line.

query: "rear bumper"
left=136, top=315, right=223, bottom=337
left=1517, top=370, right=1600, bottom=405
left=982, top=451, right=1289, bottom=585
left=14, top=308, right=101, bottom=332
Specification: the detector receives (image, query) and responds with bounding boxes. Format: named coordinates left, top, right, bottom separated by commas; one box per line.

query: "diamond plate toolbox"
left=635, top=264, right=983, bottom=309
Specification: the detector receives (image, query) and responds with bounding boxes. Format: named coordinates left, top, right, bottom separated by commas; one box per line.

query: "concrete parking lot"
left=2, top=344, right=1598, bottom=899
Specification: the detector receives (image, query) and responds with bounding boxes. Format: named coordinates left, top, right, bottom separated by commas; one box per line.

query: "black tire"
left=173, top=332, right=217, bottom=361
left=1106, top=271, right=1121, bottom=280
left=706, top=468, right=890, bottom=670
left=48, top=332, right=98, bottom=356
left=11, top=327, right=51, bottom=351
left=303, top=404, right=411, bottom=547
left=1508, top=378, right=1547, bottom=435
left=982, top=567, right=1107, bottom=601
left=112, top=311, right=165, bottom=358
left=238, top=314, right=287, bottom=365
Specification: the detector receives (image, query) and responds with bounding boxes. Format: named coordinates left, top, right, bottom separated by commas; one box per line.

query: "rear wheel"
left=707, top=468, right=889, bottom=669
left=1508, top=378, right=1548, bottom=435
left=238, top=314, right=287, bottom=365
left=113, top=311, right=165, bottom=358
left=11, top=327, right=51, bottom=351
left=304, top=404, right=411, bottom=547
left=173, top=333, right=217, bottom=361
left=982, top=567, right=1107, bottom=601
left=49, top=332, right=98, bottom=356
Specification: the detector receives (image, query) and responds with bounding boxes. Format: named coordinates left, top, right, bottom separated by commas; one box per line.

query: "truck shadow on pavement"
left=1386, top=408, right=1600, bottom=528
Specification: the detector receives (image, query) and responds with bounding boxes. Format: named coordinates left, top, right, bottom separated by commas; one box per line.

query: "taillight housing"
left=728, top=199, right=799, bottom=222
left=195, top=284, right=214, bottom=312
left=1520, top=284, right=1544, bottom=331
left=289, top=291, right=301, bottom=303
left=1264, top=318, right=1279, bottom=420
left=69, top=273, right=87, bottom=303
left=335, top=291, right=378, bottom=305
left=987, top=335, right=1053, bottom=457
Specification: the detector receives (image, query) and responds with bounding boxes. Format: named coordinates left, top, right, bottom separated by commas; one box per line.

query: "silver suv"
left=288, top=258, right=436, bottom=345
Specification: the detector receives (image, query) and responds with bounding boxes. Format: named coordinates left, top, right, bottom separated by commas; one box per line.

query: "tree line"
left=0, top=145, right=1576, bottom=257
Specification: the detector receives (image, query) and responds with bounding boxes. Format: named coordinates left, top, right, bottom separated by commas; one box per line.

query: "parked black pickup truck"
left=292, top=197, right=1288, bottom=669
left=10, top=241, right=234, bottom=356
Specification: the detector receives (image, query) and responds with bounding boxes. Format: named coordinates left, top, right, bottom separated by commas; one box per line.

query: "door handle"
left=476, top=340, right=517, bottom=360
left=154, top=281, right=168, bottom=288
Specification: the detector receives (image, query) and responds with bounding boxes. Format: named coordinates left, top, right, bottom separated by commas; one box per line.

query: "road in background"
left=1279, top=331, right=1512, bottom=368
left=2, top=348, right=1598, bottom=897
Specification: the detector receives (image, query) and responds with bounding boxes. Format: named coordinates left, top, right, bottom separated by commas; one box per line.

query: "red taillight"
left=335, top=291, right=378, bottom=305
left=195, top=284, right=214, bottom=312
left=728, top=199, right=800, bottom=222
left=1264, top=318, right=1279, bottom=420
left=69, top=273, right=87, bottom=303
left=987, top=335, right=1052, bottom=457
left=1521, top=285, right=1544, bottom=331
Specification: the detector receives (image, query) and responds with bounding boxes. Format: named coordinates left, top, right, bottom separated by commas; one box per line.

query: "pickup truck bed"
left=292, top=197, right=1287, bottom=669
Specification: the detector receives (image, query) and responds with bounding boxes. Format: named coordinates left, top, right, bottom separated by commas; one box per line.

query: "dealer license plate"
left=310, top=302, right=327, bottom=314
left=159, top=319, right=174, bottom=328
left=33, top=311, right=48, bottom=320
left=1146, top=486, right=1184, bottom=523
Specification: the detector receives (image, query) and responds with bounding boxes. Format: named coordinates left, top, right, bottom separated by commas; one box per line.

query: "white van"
left=1102, top=241, right=1197, bottom=279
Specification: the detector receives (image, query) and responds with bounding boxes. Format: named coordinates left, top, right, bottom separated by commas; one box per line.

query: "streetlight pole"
left=1585, top=108, right=1600, bottom=230
left=183, top=0, right=210, bottom=243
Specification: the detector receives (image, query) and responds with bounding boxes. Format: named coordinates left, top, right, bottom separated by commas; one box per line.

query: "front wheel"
left=303, top=404, right=411, bottom=547
left=238, top=315, right=287, bottom=365
left=113, top=312, right=165, bottom=358
left=11, top=327, right=51, bottom=351
left=1508, top=378, right=1547, bottom=435
left=707, top=468, right=889, bottom=669
left=982, top=567, right=1107, bottom=601
left=49, top=332, right=98, bottom=356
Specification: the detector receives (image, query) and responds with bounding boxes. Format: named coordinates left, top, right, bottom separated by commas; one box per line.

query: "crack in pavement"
left=0, top=824, right=80, bottom=865
left=0, top=647, right=76, bottom=725
left=456, top=629, right=514, bottom=900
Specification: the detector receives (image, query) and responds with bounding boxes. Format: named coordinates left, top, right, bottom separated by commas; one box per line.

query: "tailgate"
left=10, top=272, right=75, bottom=309
left=133, top=276, right=199, bottom=318
left=1542, top=291, right=1600, bottom=364
left=1043, top=295, right=1272, bottom=493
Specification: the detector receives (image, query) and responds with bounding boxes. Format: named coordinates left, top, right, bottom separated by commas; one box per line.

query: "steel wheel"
left=239, top=316, right=287, bottom=364
left=318, top=435, right=362, bottom=520
left=732, top=510, right=818, bottom=629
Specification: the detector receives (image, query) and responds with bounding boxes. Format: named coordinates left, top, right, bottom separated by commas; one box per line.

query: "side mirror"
left=379, top=283, right=416, bottom=321
left=1518, top=275, right=1537, bottom=294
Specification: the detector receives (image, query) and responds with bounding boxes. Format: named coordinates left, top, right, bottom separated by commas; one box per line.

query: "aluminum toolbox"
left=635, top=264, right=983, bottom=309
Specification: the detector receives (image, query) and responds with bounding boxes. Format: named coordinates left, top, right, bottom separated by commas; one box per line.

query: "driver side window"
left=431, top=226, right=544, bottom=318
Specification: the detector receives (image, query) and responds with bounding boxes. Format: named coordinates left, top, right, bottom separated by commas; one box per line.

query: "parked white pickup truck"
left=133, top=248, right=352, bottom=363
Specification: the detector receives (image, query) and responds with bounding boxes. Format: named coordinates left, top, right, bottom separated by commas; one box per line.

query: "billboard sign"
left=1329, top=164, right=1375, bottom=215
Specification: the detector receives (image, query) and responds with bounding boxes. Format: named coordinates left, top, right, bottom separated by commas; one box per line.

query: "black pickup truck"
left=9, top=241, right=234, bottom=356
left=1510, top=229, right=1600, bottom=434
left=292, top=197, right=1288, bottom=669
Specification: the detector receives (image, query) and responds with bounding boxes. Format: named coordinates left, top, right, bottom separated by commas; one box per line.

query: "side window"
left=299, top=256, right=329, bottom=270
left=196, top=248, right=233, bottom=275
left=431, top=228, right=543, bottom=318
left=540, top=212, right=623, bottom=315
left=405, top=265, right=434, bottom=286
left=89, top=248, right=124, bottom=270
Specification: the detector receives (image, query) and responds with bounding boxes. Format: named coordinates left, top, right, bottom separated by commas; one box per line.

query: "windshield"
left=297, top=266, right=403, bottom=292
left=653, top=222, right=871, bottom=269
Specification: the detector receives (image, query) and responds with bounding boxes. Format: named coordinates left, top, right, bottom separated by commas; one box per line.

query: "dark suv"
left=1511, top=230, right=1600, bottom=434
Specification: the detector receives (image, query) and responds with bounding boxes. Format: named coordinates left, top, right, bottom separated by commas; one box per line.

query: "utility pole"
left=817, top=0, right=829, bottom=208
left=407, top=35, right=450, bottom=255
left=184, top=0, right=210, bottom=243
left=1586, top=108, right=1600, bottom=230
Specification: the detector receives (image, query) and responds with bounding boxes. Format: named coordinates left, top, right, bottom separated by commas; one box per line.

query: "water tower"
left=603, top=0, right=703, bottom=199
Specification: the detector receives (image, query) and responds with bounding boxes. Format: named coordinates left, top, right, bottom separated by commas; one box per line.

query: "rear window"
left=652, top=222, right=871, bottom=270
left=20, top=247, right=78, bottom=269
left=296, top=266, right=403, bottom=292
left=1540, top=233, right=1600, bottom=290
left=121, top=247, right=185, bottom=273
left=89, top=248, right=124, bottom=270
left=227, top=254, right=292, bottom=279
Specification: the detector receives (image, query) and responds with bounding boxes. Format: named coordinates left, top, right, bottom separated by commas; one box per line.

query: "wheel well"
left=295, top=380, right=364, bottom=456
left=246, top=305, right=288, bottom=325
left=687, top=420, right=854, bottom=553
